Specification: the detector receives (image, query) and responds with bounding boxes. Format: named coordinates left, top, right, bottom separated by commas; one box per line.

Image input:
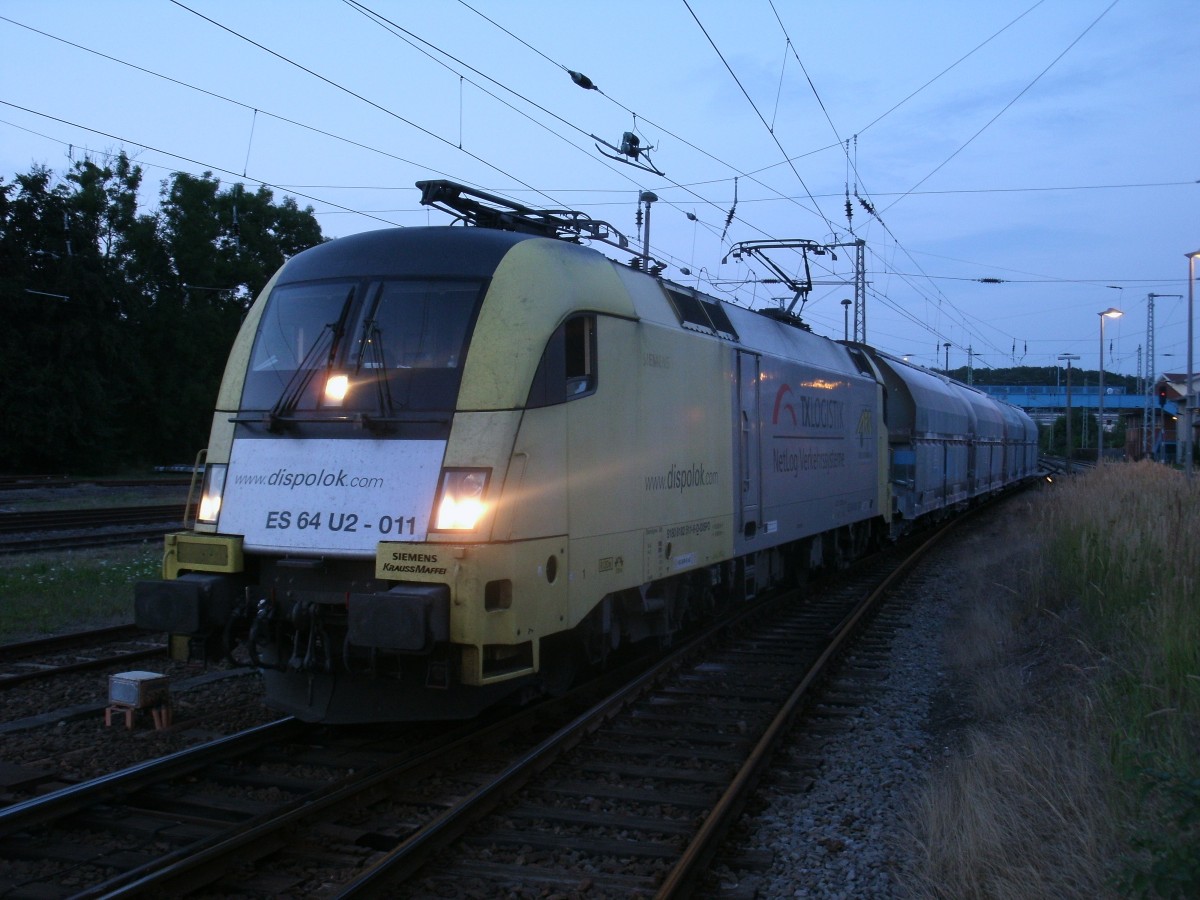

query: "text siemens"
left=233, top=467, right=385, bottom=490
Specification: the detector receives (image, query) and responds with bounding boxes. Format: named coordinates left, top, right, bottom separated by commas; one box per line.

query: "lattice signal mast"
left=1144, top=293, right=1181, bottom=457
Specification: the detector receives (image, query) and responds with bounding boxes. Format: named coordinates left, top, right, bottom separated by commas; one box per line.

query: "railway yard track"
left=0, top=505, right=187, bottom=555
left=0, top=626, right=165, bottom=691
left=0, top=510, right=968, bottom=899
left=0, top=477, right=191, bottom=491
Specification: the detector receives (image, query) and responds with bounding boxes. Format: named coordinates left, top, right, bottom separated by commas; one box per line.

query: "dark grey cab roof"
left=277, top=226, right=537, bottom=283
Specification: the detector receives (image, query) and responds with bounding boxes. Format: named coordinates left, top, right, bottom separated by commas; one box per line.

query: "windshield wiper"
left=267, top=287, right=355, bottom=431
left=355, top=317, right=396, bottom=421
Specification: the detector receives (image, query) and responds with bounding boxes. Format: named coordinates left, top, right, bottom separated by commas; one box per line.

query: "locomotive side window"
left=564, top=316, right=595, bottom=396
left=526, top=314, right=597, bottom=408
left=665, top=288, right=739, bottom=341
left=701, top=299, right=738, bottom=340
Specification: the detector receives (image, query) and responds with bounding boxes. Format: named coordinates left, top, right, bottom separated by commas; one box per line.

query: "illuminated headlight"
left=433, top=468, right=490, bottom=531
left=196, top=463, right=227, bottom=525
left=324, top=373, right=349, bottom=405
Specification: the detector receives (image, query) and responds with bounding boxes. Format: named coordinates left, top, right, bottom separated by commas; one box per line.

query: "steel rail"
left=0, top=718, right=303, bottom=837
left=0, top=525, right=176, bottom=555
left=0, top=647, right=163, bottom=689
left=0, top=624, right=165, bottom=689
left=331, top=596, right=785, bottom=897
left=0, top=504, right=186, bottom=533
left=0, top=624, right=141, bottom=661
left=70, top=662, right=654, bottom=898
left=655, top=516, right=958, bottom=898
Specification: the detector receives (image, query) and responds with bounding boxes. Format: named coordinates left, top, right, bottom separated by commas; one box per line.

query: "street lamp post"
left=1186, top=251, right=1200, bottom=480
left=1097, top=307, right=1123, bottom=465
left=1059, top=353, right=1080, bottom=474
left=841, top=298, right=851, bottom=341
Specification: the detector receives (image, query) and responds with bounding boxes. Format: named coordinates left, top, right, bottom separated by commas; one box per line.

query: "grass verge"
left=0, top=543, right=161, bottom=642
left=906, top=461, right=1199, bottom=899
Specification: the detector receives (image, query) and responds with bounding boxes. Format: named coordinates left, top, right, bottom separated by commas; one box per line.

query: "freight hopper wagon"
left=136, top=182, right=1037, bottom=723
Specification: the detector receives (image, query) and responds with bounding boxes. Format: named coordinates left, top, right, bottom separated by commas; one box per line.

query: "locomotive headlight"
left=433, top=468, right=491, bottom=531
left=324, top=373, right=349, bottom=406
left=196, top=464, right=227, bottom=525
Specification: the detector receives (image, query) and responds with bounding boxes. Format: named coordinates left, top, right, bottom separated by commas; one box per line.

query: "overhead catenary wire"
left=20, top=0, right=1158, bottom=343
left=681, top=0, right=839, bottom=239
left=855, top=0, right=1049, bottom=138
left=437, top=0, right=1150, bottom=365
left=0, top=13, right=463, bottom=188
left=761, top=0, right=1138, bottom=365
left=452, top=0, right=838, bottom=231
left=0, top=3, right=1176, bottom=373
left=168, top=0, right=562, bottom=209
left=341, top=0, right=832, bottom=289
left=881, top=0, right=1122, bottom=213
left=0, top=99, right=404, bottom=229
left=2, top=6, right=723, bottom=288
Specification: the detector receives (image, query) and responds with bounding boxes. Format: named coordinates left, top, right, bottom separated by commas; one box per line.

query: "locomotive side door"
left=736, top=350, right=763, bottom=538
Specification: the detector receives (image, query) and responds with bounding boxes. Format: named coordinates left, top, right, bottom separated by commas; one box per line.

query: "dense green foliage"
left=1042, top=408, right=1128, bottom=457
left=0, top=155, right=324, bottom=473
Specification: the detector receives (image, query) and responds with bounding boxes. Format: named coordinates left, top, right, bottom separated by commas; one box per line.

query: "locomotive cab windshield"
left=242, top=276, right=485, bottom=420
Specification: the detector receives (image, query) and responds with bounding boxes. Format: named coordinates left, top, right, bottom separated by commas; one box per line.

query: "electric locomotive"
left=135, top=181, right=1036, bottom=723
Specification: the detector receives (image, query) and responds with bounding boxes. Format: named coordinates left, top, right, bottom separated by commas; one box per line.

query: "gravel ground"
left=708, top=519, right=1003, bottom=900
left=0, top=662, right=279, bottom=792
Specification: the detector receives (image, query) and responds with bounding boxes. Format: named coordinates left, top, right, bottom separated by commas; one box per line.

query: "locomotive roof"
left=278, top=226, right=538, bottom=283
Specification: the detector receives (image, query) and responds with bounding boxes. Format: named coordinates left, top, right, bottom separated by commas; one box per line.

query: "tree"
left=0, top=163, right=126, bottom=470
left=143, top=172, right=326, bottom=462
left=0, top=156, right=325, bottom=473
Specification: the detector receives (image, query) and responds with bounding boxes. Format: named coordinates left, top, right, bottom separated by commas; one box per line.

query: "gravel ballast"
left=710, top=518, right=1007, bottom=899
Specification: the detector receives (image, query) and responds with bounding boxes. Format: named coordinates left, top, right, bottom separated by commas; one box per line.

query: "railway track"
left=0, top=505, right=188, bottom=534
left=0, top=505, right=187, bottom=554
left=0, top=626, right=165, bottom=691
left=0, top=476, right=191, bottom=491
left=0, top=511, right=960, bottom=898
left=1039, top=455, right=1095, bottom=476
left=354, top=530, right=940, bottom=899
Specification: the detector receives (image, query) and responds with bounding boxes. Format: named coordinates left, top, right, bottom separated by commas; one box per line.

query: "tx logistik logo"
left=771, top=384, right=845, bottom=430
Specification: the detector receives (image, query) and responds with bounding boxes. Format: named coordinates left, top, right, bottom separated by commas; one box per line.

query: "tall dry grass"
left=913, top=718, right=1115, bottom=899
left=1038, top=462, right=1200, bottom=760
left=906, top=462, right=1200, bottom=899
